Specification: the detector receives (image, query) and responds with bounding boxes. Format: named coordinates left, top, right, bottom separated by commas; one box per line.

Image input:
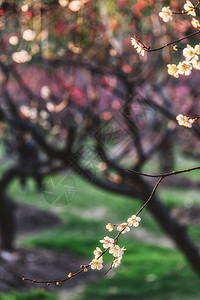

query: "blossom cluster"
left=130, top=37, right=145, bottom=56
left=10, top=28, right=37, bottom=63
left=90, top=215, right=141, bottom=272
left=159, top=1, right=196, bottom=23
left=130, top=1, right=200, bottom=78
left=167, top=43, right=200, bottom=78
left=160, top=1, right=200, bottom=78
left=176, top=114, right=197, bottom=128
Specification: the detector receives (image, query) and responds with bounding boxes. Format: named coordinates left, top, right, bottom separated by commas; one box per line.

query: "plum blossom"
left=93, top=247, right=103, bottom=259
left=9, top=35, right=18, bottom=45
left=159, top=7, right=173, bottom=22
left=184, top=1, right=196, bottom=16
left=90, top=257, right=103, bottom=270
left=130, top=37, right=145, bottom=56
left=191, top=18, right=200, bottom=28
left=106, top=223, right=113, bottom=232
left=194, top=44, right=200, bottom=55
left=130, top=37, right=138, bottom=47
left=109, top=245, right=126, bottom=258
left=22, top=29, right=36, bottom=41
left=192, top=59, right=200, bottom=70
left=100, top=236, right=115, bottom=249
left=167, top=64, right=179, bottom=78
left=135, top=44, right=145, bottom=56
left=176, top=114, right=196, bottom=128
left=112, top=257, right=122, bottom=268
left=183, top=45, right=197, bottom=61
left=127, top=215, right=141, bottom=227
left=12, top=50, right=32, bottom=63
left=117, top=222, right=130, bottom=234
left=177, top=61, right=192, bottom=76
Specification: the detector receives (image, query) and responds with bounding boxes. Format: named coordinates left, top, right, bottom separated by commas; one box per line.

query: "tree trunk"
left=159, top=132, right=174, bottom=172
left=141, top=181, right=200, bottom=275
left=89, top=170, right=200, bottom=275
left=0, top=194, right=16, bottom=251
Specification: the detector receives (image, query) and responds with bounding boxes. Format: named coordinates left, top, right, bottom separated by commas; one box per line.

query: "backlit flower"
left=127, top=215, right=141, bottom=227
left=112, top=257, right=122, bottom=268
left=100, top=236, right=115, bottom=249
left=177, top=61, right=192, bottom=76
left=93, top=247, right=103, bottom=259
left=176, top=114, right=196, bottom=128
left=106, top=223, right=113, bottom=232
left=90, top=257, right=103, bottom=270
left=130, top=37, right=138, bottom=47
left=195, top=44, right=200, bottom=55
left=191, top=18, right=200, bottom=28
left=135, top=44, right=145, bottom=56
left=117, top=222, right=130, bottom=234
left=183, top=45, right=197, bottom=61
left=167, top=64, right=179, bottom=78
left=130, top=37, right=145, bottom=56
left=9, top=35, right=18, bottom=45
left=109, top=245, right=126, bottom=258
left=192, top=59, right=200, bottom=70
left=22, top=29, right=36, bottom=41
left=184, top=1, right=196, bottom=16
left=159, top=7, right=173, bottom=22
left=41, top=86, right=50, bottom=99
left=12, top=50, right=32, bottom=63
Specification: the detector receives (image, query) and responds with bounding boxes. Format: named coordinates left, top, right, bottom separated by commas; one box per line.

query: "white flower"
left=12, top=50, right=32, bottom=63
left=106, top=223, right=113, bottom=232
left=100, top=236, right=115, bottom=249
left=184, top=1, right=196, bottom=16
left=90, top=257, right=103, bottom=270
left=177, top=61, right=192, bottom=76
left=159, top=7, right=173, bottom=22
left=112, top=257, right=122, bottom=268
left=22, top=29, right=36, bottom=41
left=176, top=114, right=195, bottom=128
left=9, top=35, right=18, bottom=45
left=93, top=247, right=103, bottom=259
left=167, top=64, right=179, bottom=78
left=117, top=222, right=130, bottom=234
left=109, top=245, right=126, bottom=258
left=41, top=86, right=51, bottom=99
left=127, top=215, right=141, bottom=227
left=130, top=37, right=138, bottom=47
left=192, top=59, right=200, bottom=70
left=59, top=0, right=68, bottom=7
left=20, top=105, right=37, bottom=119
left=191, top=18, right=200, bottom=28
left=183, top=45, right=197, bottom=61
left=135, top=44, right=145, bottom=56
left=68, top=0, right=82, bottom=12
left=194, top=44, right=200, bottom=55
left=130, top=37, right=145, bottom=56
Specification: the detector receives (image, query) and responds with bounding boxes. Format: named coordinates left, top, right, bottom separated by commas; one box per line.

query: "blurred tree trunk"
left=159, top=132, right=174, bottom=172
left=138, top=177, right=200, bottom=275
left=0, top=195, right=16, bottom=251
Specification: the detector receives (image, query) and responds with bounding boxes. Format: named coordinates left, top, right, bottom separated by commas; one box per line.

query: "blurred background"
left=0, top=0, right=200, bottom=299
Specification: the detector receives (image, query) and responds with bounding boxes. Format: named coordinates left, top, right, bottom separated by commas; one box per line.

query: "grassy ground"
left=3, top=153, right=200, bottom=300
left=0, top=290, right=55, bottom=300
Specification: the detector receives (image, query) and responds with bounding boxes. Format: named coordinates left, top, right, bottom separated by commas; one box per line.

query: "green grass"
left=76, top=242, right=200, bottom=300
left=0, top=290, right=56, bottom=300
left=3, top=152, right=200, bottom=299
left=14, top=174, right=162, bottom=256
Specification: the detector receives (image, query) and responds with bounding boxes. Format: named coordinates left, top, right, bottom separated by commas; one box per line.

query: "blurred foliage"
left=0, top=290, right=56, bottom=300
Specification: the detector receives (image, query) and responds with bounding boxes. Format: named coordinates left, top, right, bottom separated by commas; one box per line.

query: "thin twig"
left=126, top=166, right=200, bottom=178
left=135, top=177, right=163, bottom=216
left=147, top=30, right=200, bottom=52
